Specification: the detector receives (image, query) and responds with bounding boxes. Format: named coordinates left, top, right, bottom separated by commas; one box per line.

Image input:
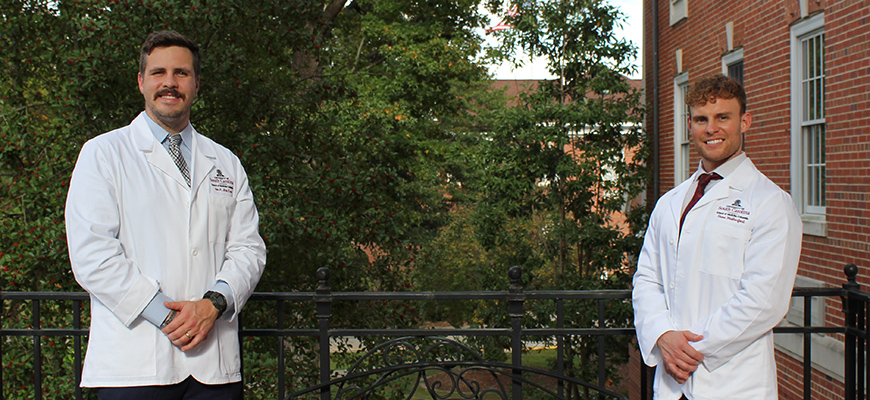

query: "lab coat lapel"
left=132, top=113, right=189, bottom=188
left=668, top=173, right=698, bottom=229
left=689, top=158, right=754, bottom=214
left=691, top=176, right=730, bottom=211
left=190, top=128, right=216, bottom=194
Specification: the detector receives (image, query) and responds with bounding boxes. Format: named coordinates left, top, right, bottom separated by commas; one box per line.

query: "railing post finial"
left=509, top=266, right=522, bottom=291
left=316, top=267, right=330, bottom=293
left=841, top=264, right=860, bottom=314
left=844, top=264, right=858, bottom=286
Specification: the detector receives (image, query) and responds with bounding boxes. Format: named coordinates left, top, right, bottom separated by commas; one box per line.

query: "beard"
left=147, top=89, right=190, bottom=126
left=149, top=103, right=187, bottom=120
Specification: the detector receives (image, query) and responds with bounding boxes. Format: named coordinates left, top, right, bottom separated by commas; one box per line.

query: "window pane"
left=675, top=80, right=691, bottom=182
left=819, top=125, right=826, bottom=207
left=728, top=61, right=744, bottom=86
left=803, top=124, right=826, bottom=208
left=816, top=35, right=823, bottom=78
left=682, top=84, right=689, bottom=140
left=801, top=32, right=825, bottom=123
left=802, top=40, right=809, bottom=80
left=801, top=81, right=812, bottom=121
left=808, top=80, right=815, bottom=120
left=797, top=27, right=825, bottom=214
left=817, top=72, right=824, bottom=119
left=682, top=144, right=690, bottom=180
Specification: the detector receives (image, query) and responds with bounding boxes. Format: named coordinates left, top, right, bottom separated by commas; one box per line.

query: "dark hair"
left=139, top=30, right=201, bottom=78
left=686, top=74, right=746, bottom=115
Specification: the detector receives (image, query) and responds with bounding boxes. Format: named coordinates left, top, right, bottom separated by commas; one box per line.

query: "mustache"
left=154, top=89, right=183, bottom=100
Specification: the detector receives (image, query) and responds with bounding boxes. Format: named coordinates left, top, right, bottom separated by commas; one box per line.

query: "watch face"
left=206, top=291, right=227, bottom=313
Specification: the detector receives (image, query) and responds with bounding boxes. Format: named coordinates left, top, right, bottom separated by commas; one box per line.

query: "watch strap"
left=160, top=310, right=178, bottom=328
left=203, top=290, right=227, bottom=319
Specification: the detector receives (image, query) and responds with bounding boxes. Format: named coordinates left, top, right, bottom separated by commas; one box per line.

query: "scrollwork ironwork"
left=285, top=336, right=627, bottom=400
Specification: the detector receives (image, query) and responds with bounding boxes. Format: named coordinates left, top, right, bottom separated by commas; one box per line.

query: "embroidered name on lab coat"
left=209, top=169, right=234, bottom=195
left=716, top=199, right=750, bottom=224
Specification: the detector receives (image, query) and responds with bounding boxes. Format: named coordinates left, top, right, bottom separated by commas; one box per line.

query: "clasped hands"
left=657, top=330, right=705, bottom=384
left=161, top=299, right=219, bottom=352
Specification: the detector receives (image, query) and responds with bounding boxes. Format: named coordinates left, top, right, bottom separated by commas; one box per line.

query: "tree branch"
left=322, top=0, right=347, bottom=22
left=0, top=102, right=50, bottom=120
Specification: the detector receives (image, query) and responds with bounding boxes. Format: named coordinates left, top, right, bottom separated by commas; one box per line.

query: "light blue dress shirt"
left=139, top=113, right=235, bottom=326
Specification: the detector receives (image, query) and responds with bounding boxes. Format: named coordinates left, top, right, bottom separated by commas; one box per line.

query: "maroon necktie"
left=679, top=172, right=722, bottom=231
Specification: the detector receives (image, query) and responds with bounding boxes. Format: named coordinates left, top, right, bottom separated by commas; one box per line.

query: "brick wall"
left=776, top=348, right=846, bottom=400
left=641, top=0, right=870, bottom=398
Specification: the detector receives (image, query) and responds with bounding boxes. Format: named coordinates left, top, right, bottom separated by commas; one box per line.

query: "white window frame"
left=674, top=72, right=692, bottom=185
left=790, top=13, right=826, bottom=236
left=721, top=48, right=744, bottom=83
left=670, top=0, right=688, bottom=26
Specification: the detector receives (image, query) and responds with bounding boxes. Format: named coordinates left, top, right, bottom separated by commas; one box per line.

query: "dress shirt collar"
left=142, top=112, right=193, bottom=154
left=695, top=152, right=747, bottom=181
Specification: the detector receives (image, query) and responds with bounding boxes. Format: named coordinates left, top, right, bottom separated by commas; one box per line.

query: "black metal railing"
left=1, top=264, right=867, bottom=400
left=841, top=263, right=869, bottom=400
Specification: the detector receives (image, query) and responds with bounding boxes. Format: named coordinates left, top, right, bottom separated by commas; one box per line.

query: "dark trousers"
left=96, top=376, right=242, bottom=400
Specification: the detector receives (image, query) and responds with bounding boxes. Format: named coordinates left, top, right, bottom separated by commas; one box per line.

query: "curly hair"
left=139, top=30, right=201, bottom=78
left=686, top=74, right=746, bottom=114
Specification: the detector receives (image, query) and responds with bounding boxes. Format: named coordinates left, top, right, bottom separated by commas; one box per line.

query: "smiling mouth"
left=155, top=90, right=183, bottom=101
left=706, top=139, right=724, bottom=144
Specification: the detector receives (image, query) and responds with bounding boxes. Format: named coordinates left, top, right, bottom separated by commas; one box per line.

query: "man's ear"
left=740, top=112, right=752, bottom=133
left=137, top=72, right=145, bottom=95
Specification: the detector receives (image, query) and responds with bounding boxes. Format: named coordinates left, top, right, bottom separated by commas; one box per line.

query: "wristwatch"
left=160, top=310, right=178, bottom=328
left=203, top=291, right=227, bottom=319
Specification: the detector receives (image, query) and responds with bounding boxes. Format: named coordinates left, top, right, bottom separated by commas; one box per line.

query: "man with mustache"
left=632, top=75, right=802, bottom=399
left=65, top=31, right=266, bottom=399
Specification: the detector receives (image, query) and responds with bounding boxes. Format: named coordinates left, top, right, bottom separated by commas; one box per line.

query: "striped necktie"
left=166, top=134, right=190, bottom=186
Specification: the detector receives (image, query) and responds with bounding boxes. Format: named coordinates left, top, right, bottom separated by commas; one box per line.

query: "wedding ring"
left=185, top=332, right=192, bottom=339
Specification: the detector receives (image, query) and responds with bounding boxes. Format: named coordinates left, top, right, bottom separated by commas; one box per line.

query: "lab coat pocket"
left=87, top=315, right=157, bottom=378
left=690, top=336, right=774, bottom=399
left=207, top=194, right=236, bottom=245
left=216, top=321, right=241, bottom=376
left=699, top=223, right=750, bottom=279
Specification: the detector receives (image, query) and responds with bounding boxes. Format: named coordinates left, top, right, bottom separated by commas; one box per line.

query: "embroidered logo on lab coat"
left=716, top=199, right=750, bottom=224
left=209, top=169, right=234, bottom=195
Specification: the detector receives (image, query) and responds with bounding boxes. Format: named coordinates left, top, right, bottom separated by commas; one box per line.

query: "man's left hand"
left=657, top=330, right=704, bottom=383
left=161, top=299, right=219, bottom=351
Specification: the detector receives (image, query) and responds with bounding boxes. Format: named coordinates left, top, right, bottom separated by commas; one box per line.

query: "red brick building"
left=641, top=0, right=870, bottom=398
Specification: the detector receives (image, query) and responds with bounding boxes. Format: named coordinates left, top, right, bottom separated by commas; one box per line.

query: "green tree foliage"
left=1, top=0, right=491, bottom=397
left=477, top=0, right=647, bottom=279
left=1, top=0, right=646, bottom=397
left=413, top=0, right=649, bottom=393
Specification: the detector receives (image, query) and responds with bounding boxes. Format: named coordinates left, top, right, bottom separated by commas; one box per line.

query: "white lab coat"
left=65, top=112, right=266, bottom=387
left=632, top=157, right=802, bottom=400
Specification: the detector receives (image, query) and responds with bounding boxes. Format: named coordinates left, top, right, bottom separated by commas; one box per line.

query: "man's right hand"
left=162, top=299, right=219, bottom=352
left=657, top=330, right=705, bottom=384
